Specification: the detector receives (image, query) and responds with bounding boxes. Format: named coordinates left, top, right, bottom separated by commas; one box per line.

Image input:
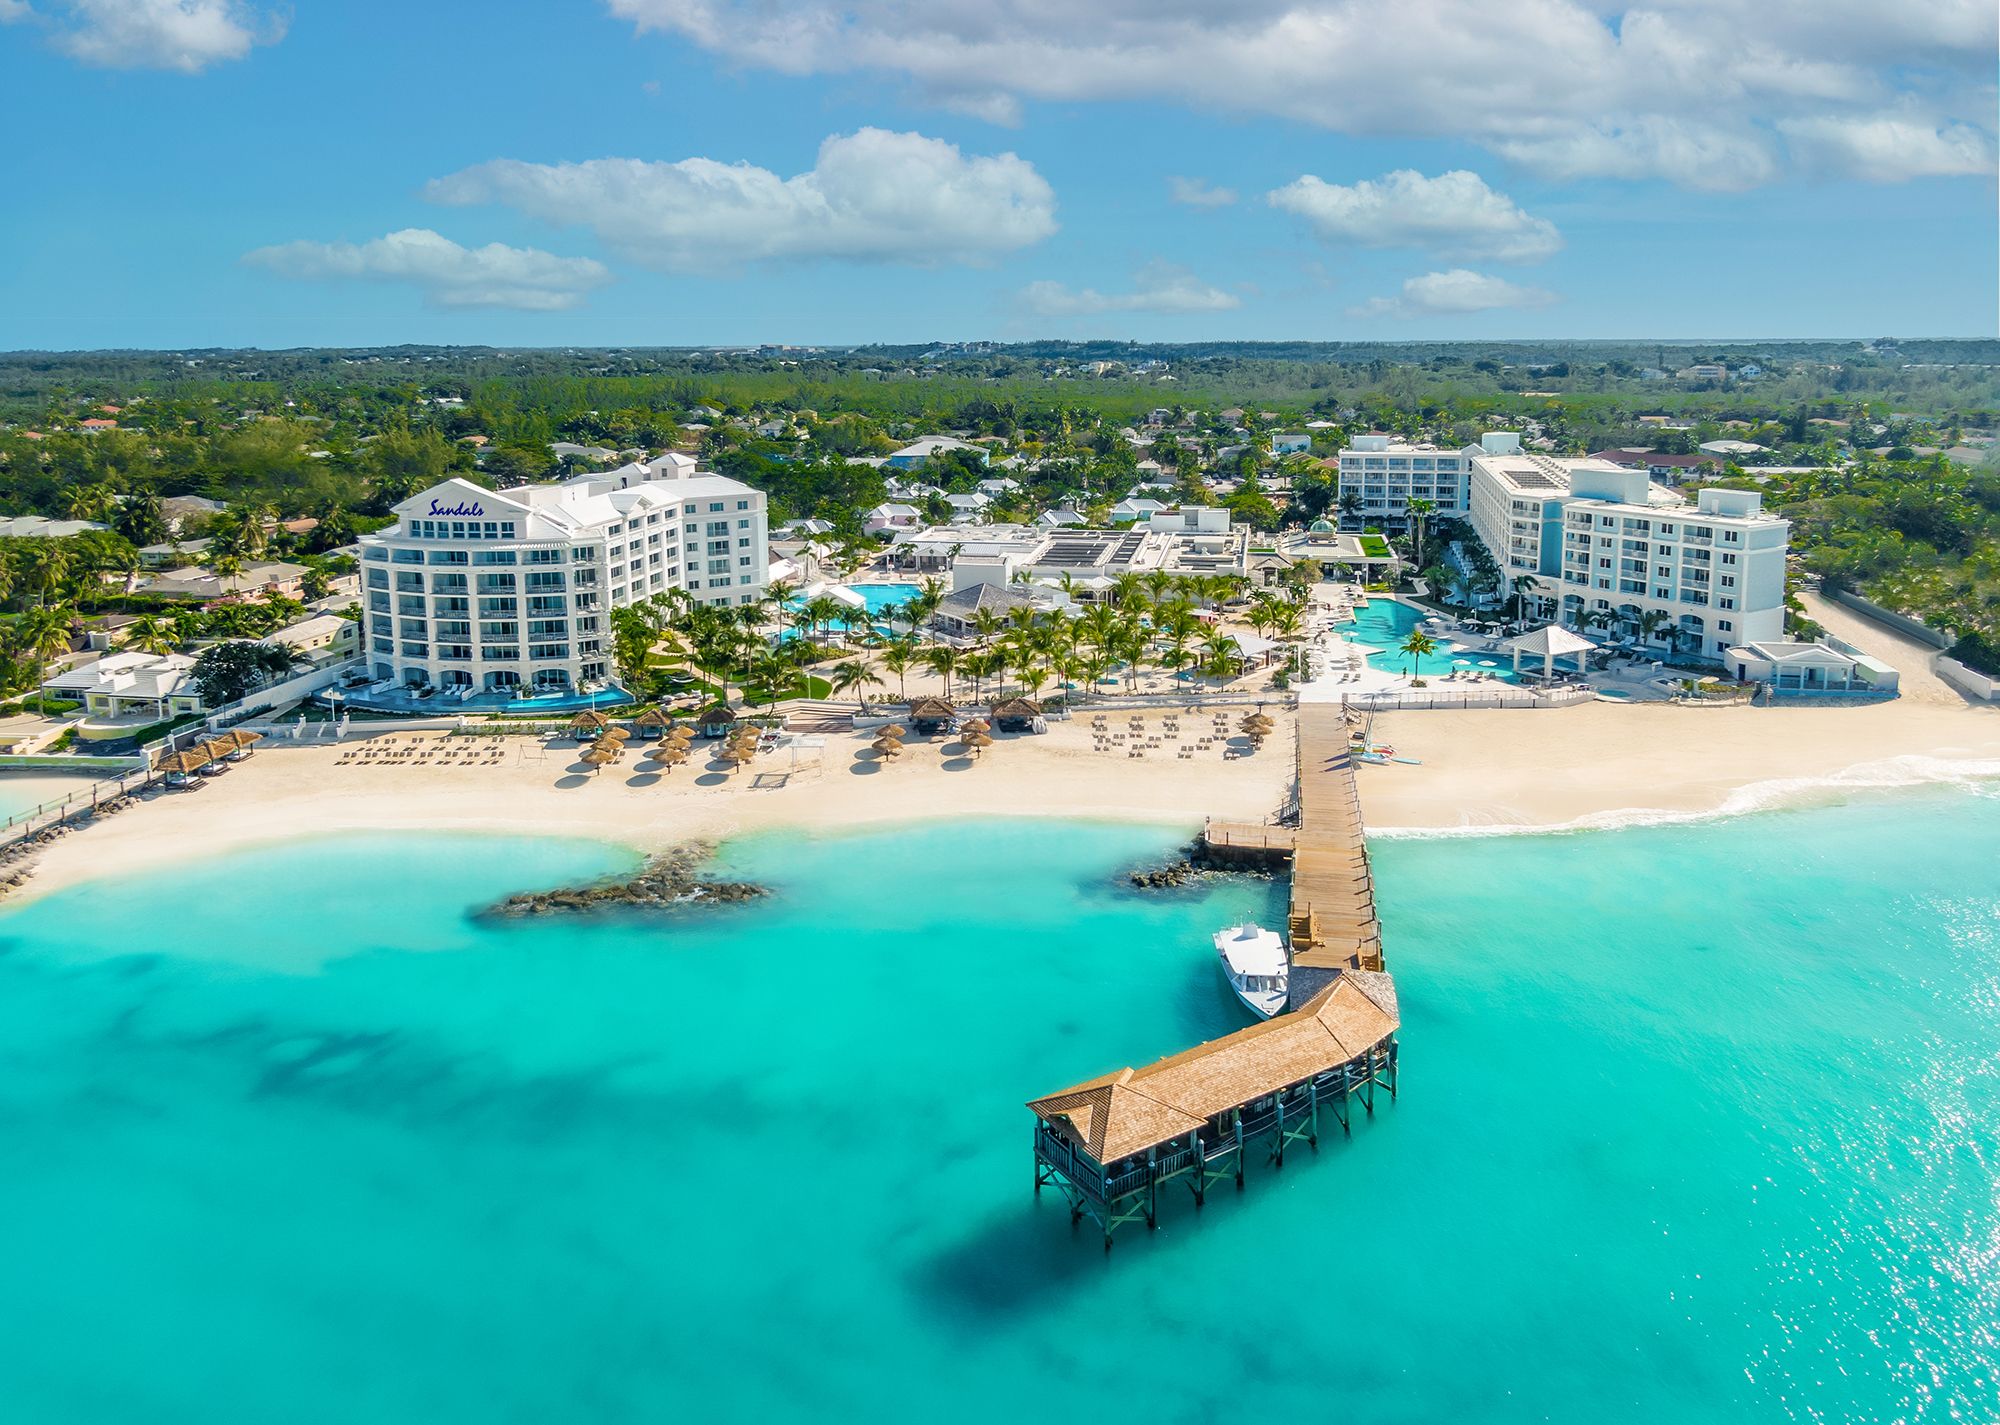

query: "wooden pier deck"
left=1030, top=703, right=1398, bottom=1247
left=1204, top=703, right=1383, bottom=992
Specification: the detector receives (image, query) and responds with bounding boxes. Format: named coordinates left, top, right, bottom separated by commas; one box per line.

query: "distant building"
left=1587, top=449, right=1719, bottom=483
left=886, top=436, right=988, bottom=471
left=1271, top=432, right=1312, bottom=455
left=0, top=515, right=107, bottom=538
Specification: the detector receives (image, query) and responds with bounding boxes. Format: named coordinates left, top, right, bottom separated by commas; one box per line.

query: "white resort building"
left=358, top=453, right=767, bottom=699
left=1335, top=434, right=1474, bottom=531
left=1465, top=437, right=1791, bottom=661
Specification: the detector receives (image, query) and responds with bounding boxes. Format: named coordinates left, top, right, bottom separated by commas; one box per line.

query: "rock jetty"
left=1127, top=837, right=1273, bottom=890
left=482, top=842, right=767, bottom=917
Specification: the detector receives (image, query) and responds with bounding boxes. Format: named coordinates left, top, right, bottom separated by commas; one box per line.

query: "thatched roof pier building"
left=1029, top=703, right=1399, bottom=1247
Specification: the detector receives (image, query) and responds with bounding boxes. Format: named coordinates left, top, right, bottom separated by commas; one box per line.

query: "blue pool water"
left=1348, top=598, right=1524, bottom=682
left=2, top=792, right=1998, bottom=1422
left=787, top=582, right=922, bottom=626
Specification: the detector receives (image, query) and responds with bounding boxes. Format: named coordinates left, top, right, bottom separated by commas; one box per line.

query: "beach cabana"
left=156, top=746, right=211, bottom=786
left=1504, top=624, right=1598, bottom=681
left=907, top=697, right=957, bottom=736
left=569, top=710, right=610, bottom=735
left=991, top=697, right=1043, bottom=733
left=633, top=707, right=671, bottom=738
left=695, top=704, right=738, bottom=738
left=209, top=729, right=263, bottom=761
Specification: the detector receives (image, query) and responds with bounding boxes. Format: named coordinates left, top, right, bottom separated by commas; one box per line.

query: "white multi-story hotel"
left=1335, top=434, right=1473, bottom=530
left=1464, top=435, right=1790, bottom=661
left=359, top=453, right=768, bottom=696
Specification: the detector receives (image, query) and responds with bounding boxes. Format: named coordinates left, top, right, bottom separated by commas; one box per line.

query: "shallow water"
left=1, top=795, right=1996, bottom=1422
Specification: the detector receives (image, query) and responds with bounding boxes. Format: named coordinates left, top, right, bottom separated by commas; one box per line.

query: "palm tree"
left=920, top=644, right=960, bottom=701
left=1508, top=574, right=1538, bottom=621
left=827, top=658, right=881, bottom=712
left=878, top=636, right=919, bottom=702
left=1405, top=497, right=1439, bottom=571
left=123, top=614, right=176, bottom=656
left=14, top=604, right=75, bottom=700
left=1636, top=609, right=1671, bottom=650
left=1399, top=630, right=1438, bottom=679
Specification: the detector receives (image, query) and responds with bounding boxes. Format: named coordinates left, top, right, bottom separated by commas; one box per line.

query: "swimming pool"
left=786, top=583, right=922, bottom=626
left=1344, top=598, right=1525, bottom=683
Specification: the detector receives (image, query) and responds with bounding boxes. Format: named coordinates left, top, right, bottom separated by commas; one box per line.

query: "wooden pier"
left=1030, top=704, right=1398, bottom=1247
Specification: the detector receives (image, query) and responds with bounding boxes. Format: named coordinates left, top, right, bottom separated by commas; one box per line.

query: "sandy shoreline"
left=12, top=593, right=1999, bottom=901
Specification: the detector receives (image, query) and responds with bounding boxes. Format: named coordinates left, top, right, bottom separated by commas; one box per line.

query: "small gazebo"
left=907, top=696, right=957, bottom=735
left=633, top=707, right=672, bottom=738
left=991, top=697, right=1042, bottom=733
left=1504, top=624, right=1598, bottom=681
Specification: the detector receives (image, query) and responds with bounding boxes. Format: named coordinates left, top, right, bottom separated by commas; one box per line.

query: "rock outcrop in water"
left=1127, top=837, right=1274, bottom=890
left=481, top=842, right=767, bottom=918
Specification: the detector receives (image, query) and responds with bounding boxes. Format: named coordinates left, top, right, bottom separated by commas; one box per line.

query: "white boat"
left=1214, top=923, right=1289, bottom=1019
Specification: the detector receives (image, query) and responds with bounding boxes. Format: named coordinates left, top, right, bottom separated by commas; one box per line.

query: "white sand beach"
left=16, top=594, right=2000, bottom=899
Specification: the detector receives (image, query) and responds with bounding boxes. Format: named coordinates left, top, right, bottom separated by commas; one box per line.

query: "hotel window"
left=736, top=500, right=749, bottom=510
left=709, top=502, right=724, bottom=512
left=1718, top=620, right=1732, bottom=632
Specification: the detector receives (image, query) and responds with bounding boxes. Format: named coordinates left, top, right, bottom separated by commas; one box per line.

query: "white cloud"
left=1779, top=111, right=1996, bottom=181
left=603, top=0, right=1997, bottom=189
left=0, top=1, right=32, bottom=24
left=1169, top=176, right=1238, bottom=209
left=1269, top=169, right=1560, bottom=262
left=36, top=0, right=284, bottom=72
left=426, top=128, right=1057, bottom=272
left=1018, top=263, right=1241, bottom=318
left=242, top=229, right=614, bottom=312
left=1348, top=268, right=1558, bottom=319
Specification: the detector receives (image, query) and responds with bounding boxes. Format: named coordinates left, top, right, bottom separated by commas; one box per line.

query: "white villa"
left=44, top=651, right=202, bottom=719
left=358, top=453, right=768, bottom=698
left=1726, top=639, right=1899, bottom=696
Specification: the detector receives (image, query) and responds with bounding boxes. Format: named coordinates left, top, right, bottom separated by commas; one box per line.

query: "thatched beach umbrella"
left=871, top=734, right=904, bottom=758
left=963, top=730, right=994, bottom=757
left=878, top=724, right=907, bottom=739
left=157, top=747, right=210, bottom=779
left=600, top=725, right=630, bottom=741
left=961, top=717, right=991, bottom=734
left=581, top=746, right=618, bottom=773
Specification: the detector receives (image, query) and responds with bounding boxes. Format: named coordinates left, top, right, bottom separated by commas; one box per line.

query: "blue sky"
left=0, top=0, right=1993, bottom=347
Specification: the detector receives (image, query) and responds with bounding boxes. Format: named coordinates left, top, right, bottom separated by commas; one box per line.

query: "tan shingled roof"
left=1028, top=971, right=1398, bottom=1163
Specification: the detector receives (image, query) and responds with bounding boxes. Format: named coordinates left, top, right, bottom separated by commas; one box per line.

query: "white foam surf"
left=1370, top=753, right=2000, bottom=840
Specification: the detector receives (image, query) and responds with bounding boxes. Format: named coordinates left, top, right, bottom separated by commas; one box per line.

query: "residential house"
left=141, top=560, right=309, bottom=602
left=864, top=503, right=924, bottom=536
left=43, top=651, right=203, bottom=719
left=137, top=537, right=214, bottom=569
left=1271, top=432, right=1312, bottom=455
left=260, top=614, right=359, bottom=667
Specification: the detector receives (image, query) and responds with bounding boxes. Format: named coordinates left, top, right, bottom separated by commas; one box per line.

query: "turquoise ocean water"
left=1, top=792, right=1997, bottom=1422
